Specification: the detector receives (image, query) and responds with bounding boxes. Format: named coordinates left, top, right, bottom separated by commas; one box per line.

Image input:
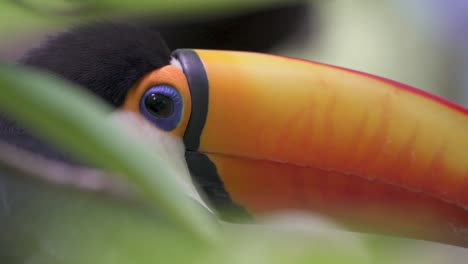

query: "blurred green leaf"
left=0, top=168, right=205, bottom=264
left=5, top=0, right=286, bottom=15
left=0, top=0, right=288, bottom=60
left=0, top=169, right=371, bottom=264
left=91, top=0, right=286, bottom=13
left=0, top=64, right=218, bottom=242
left=0, top=0, right=286, bottom=34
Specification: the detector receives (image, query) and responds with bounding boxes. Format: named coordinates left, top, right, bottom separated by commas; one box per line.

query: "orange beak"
left=171, top=49, right=468, bottom=247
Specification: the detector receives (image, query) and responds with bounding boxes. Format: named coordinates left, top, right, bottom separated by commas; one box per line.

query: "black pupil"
left=145, top=93, right=174, bottom=117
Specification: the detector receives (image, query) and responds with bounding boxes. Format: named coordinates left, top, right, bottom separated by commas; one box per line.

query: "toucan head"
left=17, top=22, right=468, bottom=247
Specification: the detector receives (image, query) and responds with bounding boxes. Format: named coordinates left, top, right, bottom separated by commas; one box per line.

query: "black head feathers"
left=20, top=22, right=172, bottom=107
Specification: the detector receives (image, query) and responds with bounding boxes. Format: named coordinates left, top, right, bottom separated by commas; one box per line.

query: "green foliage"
left=0, top=163, right=370, bottom=264
left=0, top=0, right=286, bottom=36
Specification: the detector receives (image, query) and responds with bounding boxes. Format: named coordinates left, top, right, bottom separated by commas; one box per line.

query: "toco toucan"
left=1, top=22, right=468, bottom=248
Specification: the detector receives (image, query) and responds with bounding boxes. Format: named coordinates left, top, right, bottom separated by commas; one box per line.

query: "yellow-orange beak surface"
left=172, top=49, right=468, bottom=247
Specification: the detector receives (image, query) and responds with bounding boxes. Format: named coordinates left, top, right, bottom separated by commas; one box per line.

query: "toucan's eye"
left=145, top=93, right=173, bottom=117
left=140, top=85, right=183, bottom=131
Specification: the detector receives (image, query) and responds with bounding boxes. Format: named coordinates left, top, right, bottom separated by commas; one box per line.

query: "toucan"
left=1, top=21, right=468, bottom=248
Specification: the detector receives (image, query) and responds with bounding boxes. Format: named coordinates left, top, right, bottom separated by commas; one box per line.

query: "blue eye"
left=140, top=85, right=183, bottom=131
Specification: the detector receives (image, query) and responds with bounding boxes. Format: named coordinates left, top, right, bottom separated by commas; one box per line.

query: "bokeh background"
left=1, top=1, right=468, bottom=263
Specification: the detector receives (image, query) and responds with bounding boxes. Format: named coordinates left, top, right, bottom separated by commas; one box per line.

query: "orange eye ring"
left=121, top=65, right=192, bottom=137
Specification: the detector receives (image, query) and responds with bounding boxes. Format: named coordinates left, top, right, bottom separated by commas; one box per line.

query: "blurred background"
left=1, top=0, right=468, bottom=263
left=1, top=0, right=467, bottom=105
